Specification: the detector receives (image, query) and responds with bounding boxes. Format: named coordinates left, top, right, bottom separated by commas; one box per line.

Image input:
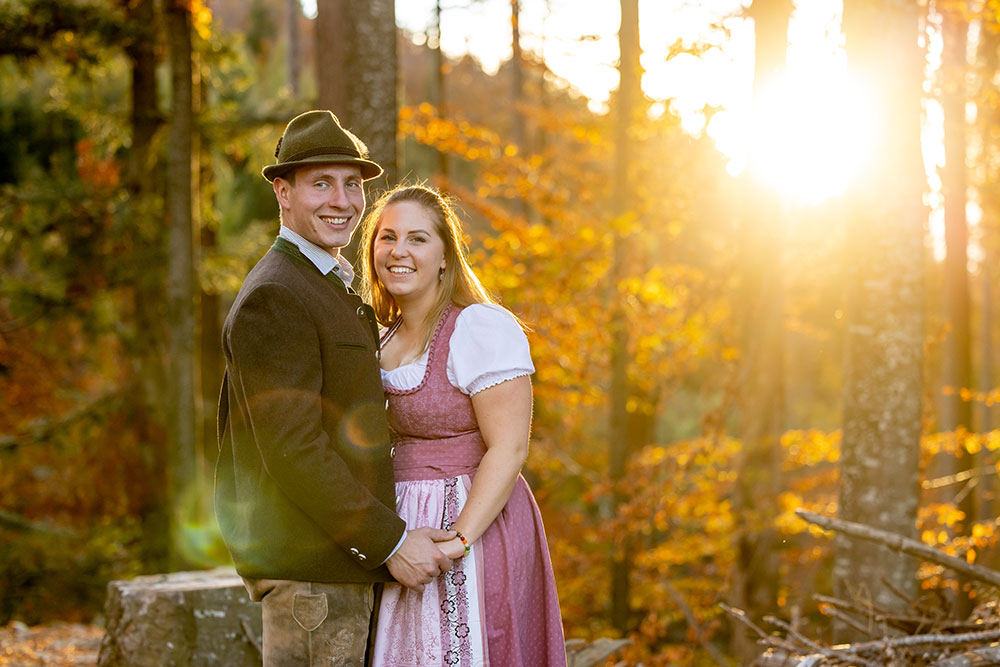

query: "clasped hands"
left=385, top=527, right=469, bottom=592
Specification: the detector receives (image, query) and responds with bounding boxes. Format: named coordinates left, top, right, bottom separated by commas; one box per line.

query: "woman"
left=360, top=184, right=566, bottom=667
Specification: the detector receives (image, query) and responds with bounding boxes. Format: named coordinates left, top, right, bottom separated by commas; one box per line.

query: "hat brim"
left=262, top=154, right=383, bottom=182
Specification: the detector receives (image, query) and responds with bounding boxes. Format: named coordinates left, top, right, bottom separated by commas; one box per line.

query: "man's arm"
left=228, top=281, right=405, bottom=564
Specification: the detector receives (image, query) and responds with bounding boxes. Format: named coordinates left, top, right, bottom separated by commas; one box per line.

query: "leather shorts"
left=244, top=578, right=378, bottom=667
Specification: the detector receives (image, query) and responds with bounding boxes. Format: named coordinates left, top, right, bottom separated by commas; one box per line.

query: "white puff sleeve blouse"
left=381, top=303, right=534, bottom=395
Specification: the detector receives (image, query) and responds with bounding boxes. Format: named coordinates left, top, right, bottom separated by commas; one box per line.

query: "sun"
left=741, top=67, right=879, bottom=206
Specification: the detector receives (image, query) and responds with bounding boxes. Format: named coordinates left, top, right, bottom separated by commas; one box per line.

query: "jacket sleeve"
left=227, top=280, right=405, bottom=567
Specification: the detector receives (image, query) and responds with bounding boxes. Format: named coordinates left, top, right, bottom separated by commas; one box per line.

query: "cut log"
left=566, top=636, right=632, bottom=667
left=98, top=568, right=625, bottom=666
left=97, top=568, right=261, bottom=666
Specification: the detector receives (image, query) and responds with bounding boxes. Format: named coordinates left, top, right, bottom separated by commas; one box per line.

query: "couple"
left=215, top=110, right=566, bottom=667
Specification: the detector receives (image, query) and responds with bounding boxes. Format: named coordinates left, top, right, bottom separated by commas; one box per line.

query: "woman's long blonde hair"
left=359, top=184, right=505, bottom=353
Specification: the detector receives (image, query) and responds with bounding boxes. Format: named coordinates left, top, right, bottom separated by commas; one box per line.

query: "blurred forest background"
left=3, top=0, right=1000, bottom=663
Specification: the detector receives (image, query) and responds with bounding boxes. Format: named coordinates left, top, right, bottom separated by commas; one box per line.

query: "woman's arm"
left=439, top=375, right=533, bottom=559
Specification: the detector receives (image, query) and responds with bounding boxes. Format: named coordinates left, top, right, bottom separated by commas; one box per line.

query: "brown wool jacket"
left=215, top=240, right=405, bottom=583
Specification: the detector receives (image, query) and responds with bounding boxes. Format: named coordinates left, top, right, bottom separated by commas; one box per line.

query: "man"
left=216, top=110, right=453, bottom=666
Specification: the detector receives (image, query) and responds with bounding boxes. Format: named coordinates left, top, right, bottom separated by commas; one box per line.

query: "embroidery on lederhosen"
left=439, top=477, right=473, bottom=666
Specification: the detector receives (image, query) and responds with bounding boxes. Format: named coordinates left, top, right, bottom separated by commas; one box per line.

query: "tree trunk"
left=511, top=0, right=525, bottom=152
left=974, top=2, right=1000, bottom=533
left=123, top=0, right=170, bottom=566
left=939, top=3, right=974, bottom=617
left=729, top=1, right=791, bottom=660
left=198, top=60, right=222, bottom=534
left=315, top=0, right=397, bottom=191
left=287, top=0, right=300, bottom=98
left=166, top=0, right=198, bottom=569
left=433, top=0, right=448, bottom=180
left=836, top=0, right=925, bottom=640
left=607, top=0, right=640, bottom=634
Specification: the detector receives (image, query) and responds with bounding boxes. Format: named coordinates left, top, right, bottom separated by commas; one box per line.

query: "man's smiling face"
left=274, top=163, right=365, bottom=257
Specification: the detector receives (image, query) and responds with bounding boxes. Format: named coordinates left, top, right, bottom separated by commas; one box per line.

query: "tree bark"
left=974, top=0, right=1000, bottom=535
left=166, top=0, right=198, bottom=569
left=315, top=0, right=397, bottom=191
left=511, top=0, right=525, bottom=152
left=433, top=0, right=448, bottom=180
left=287, top=0, right=301, bottom=98
left=607, top=0, right=640, bottom=634
left=730, top=0, right=791, bottom=660
left=836, top=0, right=925, bottom=639
left=198, top=59, right=222, bottom=528
left=939, top=3, right=974, bottom=617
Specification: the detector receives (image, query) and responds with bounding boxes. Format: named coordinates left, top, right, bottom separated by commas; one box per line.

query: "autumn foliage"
left=5, top=2, right=1000, bottom=666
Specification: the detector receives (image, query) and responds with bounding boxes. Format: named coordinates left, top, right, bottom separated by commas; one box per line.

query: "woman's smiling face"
left=373, top=200, right=447, bottom=302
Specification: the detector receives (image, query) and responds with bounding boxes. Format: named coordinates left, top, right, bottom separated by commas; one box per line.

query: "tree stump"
left=98, top=568, right=629, bottom=666
left=98, top=568, right=261, bottom=667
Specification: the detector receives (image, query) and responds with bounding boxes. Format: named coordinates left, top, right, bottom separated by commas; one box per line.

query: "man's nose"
left=327, top=184, right=349, bottom=207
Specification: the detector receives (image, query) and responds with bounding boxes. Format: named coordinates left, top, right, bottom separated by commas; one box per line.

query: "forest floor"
left=0, top=622, right=102, bottom=666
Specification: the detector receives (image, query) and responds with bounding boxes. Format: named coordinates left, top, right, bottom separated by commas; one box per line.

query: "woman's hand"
left=438, top=536, right=468, bottom=560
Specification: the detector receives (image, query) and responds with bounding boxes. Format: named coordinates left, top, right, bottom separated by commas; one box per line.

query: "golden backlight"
left=744, top=69, right=879, bottom=206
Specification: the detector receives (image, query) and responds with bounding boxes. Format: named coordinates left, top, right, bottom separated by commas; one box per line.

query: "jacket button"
left=357, top=306, right=366, bottom=318
left=357, top=553, right=366, bottom=562
left=390, top=446, right=396, bottom=459
left=349, top=547, right=359, bottom=555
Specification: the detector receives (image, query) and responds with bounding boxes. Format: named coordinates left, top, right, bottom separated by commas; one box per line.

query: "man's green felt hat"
left=262, top=110, right=383, bottom=182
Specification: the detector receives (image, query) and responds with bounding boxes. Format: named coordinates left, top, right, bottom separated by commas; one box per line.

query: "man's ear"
left=273, top=177, right=291, bottom=208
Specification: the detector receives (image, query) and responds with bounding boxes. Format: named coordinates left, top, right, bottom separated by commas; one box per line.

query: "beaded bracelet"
left=455, top=531, right=471, bottom=558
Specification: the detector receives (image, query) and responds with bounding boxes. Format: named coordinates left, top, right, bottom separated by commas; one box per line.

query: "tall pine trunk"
left=166, top=0, right=197, bottom=569
left=939, top=3, right=974, bottom=616
left=123, top=0, right=170, bottom=565
left=729, top=1, right=791, bottom=660
left=287, top=0, right=301, bottom=98
left=836, top=0, right=925, bottom=639
left=433, top=0, right=448, bottom=180
left=316, top=0, right=397, bottom=190
left=608, top=0, right=640, bottom=634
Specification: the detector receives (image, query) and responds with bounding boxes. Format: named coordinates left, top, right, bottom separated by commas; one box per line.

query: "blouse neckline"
left=383, top=304, right=454, bottom=396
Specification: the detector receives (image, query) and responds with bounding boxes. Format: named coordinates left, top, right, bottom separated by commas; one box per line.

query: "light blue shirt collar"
left=278, top=225, right=354, bottom=287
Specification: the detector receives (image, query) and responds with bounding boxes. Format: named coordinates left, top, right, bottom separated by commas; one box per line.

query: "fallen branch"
left=845, top=628, right=1000, bottom=653
left=812, top=594, right=978, bottom=635
left=664, top=580, right=727, bottom=666
left=763, top=616, right=880, bottom=667
left=795, top=510, right=1000, bottom=589
left=815, top=602, right=878, bottom=639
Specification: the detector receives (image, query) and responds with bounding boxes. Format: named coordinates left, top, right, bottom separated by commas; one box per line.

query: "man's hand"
left=385, top=527, right=454, bottom=592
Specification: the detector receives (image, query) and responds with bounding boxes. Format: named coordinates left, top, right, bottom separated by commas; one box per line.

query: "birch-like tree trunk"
left=836, top=0, right=925, bottom=638
left=316, top=0, right=397, bottom=190
left=166, top=0, right=197, bottom=568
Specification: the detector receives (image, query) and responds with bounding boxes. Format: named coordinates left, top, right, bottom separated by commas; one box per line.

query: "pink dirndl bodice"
left=371, top=306, right=566, bottom=667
